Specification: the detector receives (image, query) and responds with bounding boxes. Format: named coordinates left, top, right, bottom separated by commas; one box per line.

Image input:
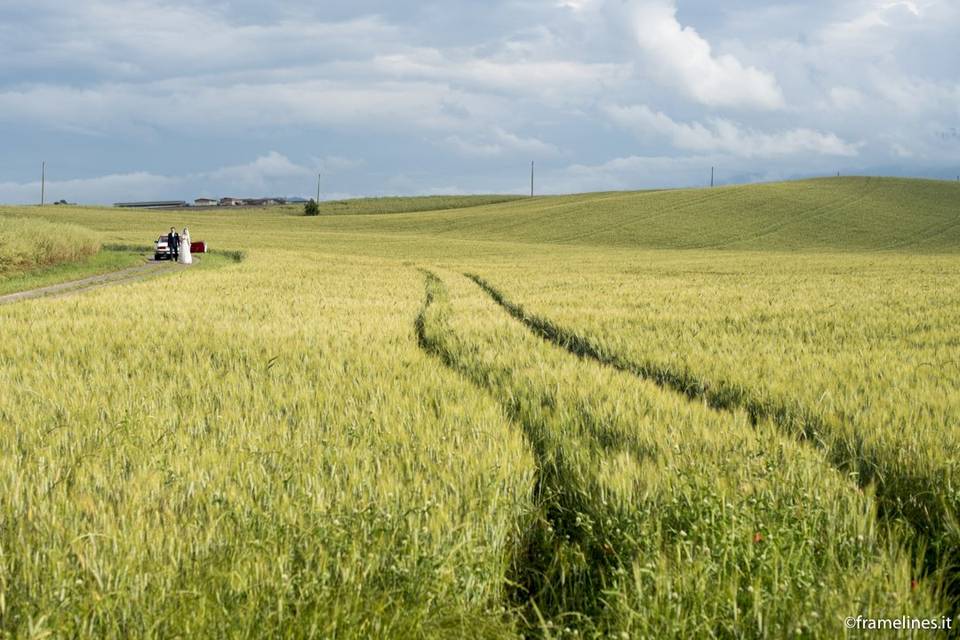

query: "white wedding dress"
left=179, top=231, right=193, bottom=264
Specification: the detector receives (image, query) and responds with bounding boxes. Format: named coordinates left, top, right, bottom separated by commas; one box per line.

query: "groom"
left=167, top=227, right=180, bottom=261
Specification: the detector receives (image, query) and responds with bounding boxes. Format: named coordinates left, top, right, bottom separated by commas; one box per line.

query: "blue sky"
left=0, top=0, right=958, bottom=204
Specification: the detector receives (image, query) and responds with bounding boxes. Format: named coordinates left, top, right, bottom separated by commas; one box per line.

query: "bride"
left=179, top=227, right=193, bottom=265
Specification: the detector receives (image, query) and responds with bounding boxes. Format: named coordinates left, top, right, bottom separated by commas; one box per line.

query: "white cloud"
left=548, top=149, right=863, bottom=193
left=821, top=0, right=925, bottom=44
left=622, top=0, right=785, bottom=110
left=0, top=172, right=182, bottom=206
left=554, top=154, right=723, bottom=191
left=0, top=0, right=958, bottom=196
left=0, top=79, right=499, bottom=136
left=557, top=0, right=597, bottom=11
left=0, top=152, right=320, bottom=204
left=606, top=104, right=861, bottom=157
left=368, top=49, right=630, bottom=104
left=315, top=156, right=364, bottom=172
left=891, top=143, right=915, bottom=158
left=208, top=151, right=314, bottom=192
left=0, top=3, right=398, bottom=80
left=828, top=86, right=865, bottom=111
left=444, top=127, right=561, bottom=158
left=443, top=137, right=503, bottom=157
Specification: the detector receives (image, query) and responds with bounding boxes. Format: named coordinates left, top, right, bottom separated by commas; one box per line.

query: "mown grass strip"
left=465, top=271, right=960, bottom=605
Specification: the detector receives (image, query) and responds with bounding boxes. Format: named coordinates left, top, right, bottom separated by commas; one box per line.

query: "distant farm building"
left=114, top=201, right=187, bottom=209
left=194, top=198, right=217, bottom=207
left=219, top=197, right=243, bottom=206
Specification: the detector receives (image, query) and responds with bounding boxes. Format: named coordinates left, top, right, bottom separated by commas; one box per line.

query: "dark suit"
left=167, top=232, right=179, bottom=260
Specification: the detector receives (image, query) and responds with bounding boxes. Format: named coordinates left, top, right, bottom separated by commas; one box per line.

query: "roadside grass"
left=0, top=248, right=144, bottom=297
left=0, top=215, right=101, bottom=274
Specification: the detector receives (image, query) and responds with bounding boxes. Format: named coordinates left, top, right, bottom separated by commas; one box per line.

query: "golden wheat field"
left=1, top=177, right=959, bottom=638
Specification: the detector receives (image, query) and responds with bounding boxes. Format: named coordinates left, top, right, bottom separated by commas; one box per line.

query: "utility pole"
left=530, top=161, right=535, bottom=197
left=710, top=166, right=714, bottom=188
left=41, top=161, right=45, bottom=206
left=316, top=172, right=321, bottom=203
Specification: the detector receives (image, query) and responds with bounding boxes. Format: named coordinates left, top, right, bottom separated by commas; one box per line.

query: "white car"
left=154, top=236, right=172, bottom=261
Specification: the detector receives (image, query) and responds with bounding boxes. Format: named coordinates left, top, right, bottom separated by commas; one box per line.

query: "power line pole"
left=710, top=166, right=714, bottom=188
left=316, top=172, right=321, bottom=203
left=41, top=161, right=45, bottom=206
left=530, top=161, right=535, bottom=197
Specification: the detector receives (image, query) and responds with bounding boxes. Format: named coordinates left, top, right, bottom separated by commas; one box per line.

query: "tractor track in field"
left=417, top=269, right=958, bottom=632
left=464, top=272, right=845, bottom=466
left=413, top=270, right=556, bottom=630
left=0, top=259, right=183, bottom=306
left=464, top=270, right=960, bottom=609
left=414, top=269, right=635, bottom=634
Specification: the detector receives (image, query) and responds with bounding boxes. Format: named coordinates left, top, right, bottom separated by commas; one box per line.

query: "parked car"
left=154, top=236, right=172, bottom=261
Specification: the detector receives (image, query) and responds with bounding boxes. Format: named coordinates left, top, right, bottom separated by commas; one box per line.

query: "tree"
left=304, top=199, right=320, bottom=216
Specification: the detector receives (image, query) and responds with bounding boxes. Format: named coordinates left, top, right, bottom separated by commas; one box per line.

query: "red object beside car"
left=191, top=241, right=207, bottom=254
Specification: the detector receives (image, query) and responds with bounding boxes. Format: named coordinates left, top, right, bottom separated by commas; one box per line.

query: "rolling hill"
left=316, top=176, right=960, bottom=252
left=8, top=176, right=959, bottom=255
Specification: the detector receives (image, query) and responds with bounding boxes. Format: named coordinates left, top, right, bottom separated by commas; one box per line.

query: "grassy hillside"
left=290, top=194, right=527, bottom=216
left=13, top=177, right=959, bottom=256
left=313, top=177, right=960, bottom=252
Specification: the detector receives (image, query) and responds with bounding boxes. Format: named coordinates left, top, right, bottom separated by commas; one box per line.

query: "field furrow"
left=415, top=268, right=944, bottom=637
left=466, top=268, right=960, bottom=605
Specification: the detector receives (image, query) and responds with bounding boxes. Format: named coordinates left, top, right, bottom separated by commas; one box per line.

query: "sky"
left=0, top=0, right=958, bottom=204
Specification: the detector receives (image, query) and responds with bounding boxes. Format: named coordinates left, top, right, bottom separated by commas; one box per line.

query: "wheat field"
left=1, top=177, right=958, bottom=637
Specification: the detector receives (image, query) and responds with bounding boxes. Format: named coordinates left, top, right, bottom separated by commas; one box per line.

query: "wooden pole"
left=710, top=166, right=714, bottom=188
left=41, top=161, right=45, bottom=206
left=316, top=172, right=321, bottom=203
left=530, top=161, right=535, bottom=197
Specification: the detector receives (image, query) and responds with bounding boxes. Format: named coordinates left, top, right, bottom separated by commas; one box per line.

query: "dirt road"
left=0, top=260, right=183, bottom=306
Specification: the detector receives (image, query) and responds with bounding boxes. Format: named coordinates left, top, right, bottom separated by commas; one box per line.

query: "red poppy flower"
left=752, top=532, right=764, bottom=544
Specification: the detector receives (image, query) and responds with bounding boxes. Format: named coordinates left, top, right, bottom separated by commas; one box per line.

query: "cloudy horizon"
left=1, top=0, right=958, bottom=205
